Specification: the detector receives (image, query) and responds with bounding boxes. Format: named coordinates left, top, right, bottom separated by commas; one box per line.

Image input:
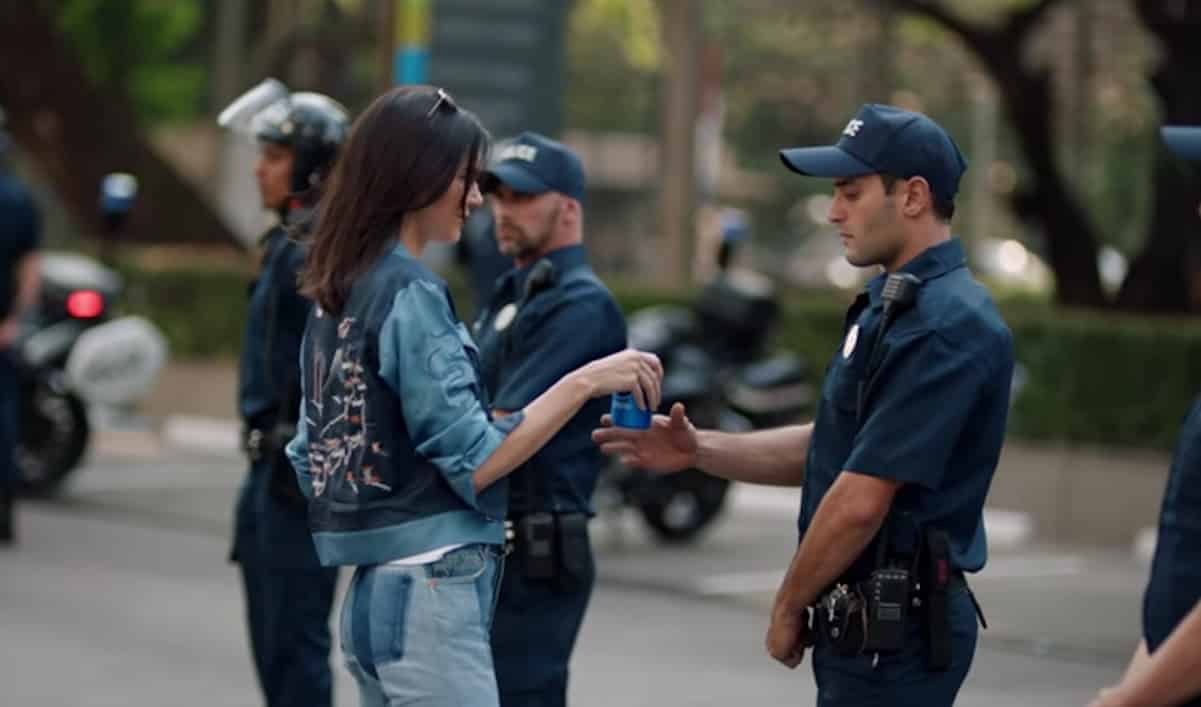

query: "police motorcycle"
left=13, top=174, right=168, bottom=496
left=599, top=268, right=814, bottom=543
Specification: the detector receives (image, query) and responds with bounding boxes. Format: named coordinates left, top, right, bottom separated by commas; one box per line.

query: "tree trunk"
left=656, top=0, right=701, bottom=287
left=1114, top=0, right=1201, bottom=312
left=211, top=0, right=250, bottom=110
left=0, top=3, right=240, bottom=248
left=887, top=0, right=1108, bottom=307
left=991, top=64, right=1105, bottom=307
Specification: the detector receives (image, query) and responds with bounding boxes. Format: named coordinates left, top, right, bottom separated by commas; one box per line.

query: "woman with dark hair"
left=286, top=85, right=661, bottom=705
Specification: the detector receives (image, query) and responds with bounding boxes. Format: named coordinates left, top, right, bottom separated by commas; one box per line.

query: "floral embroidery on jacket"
left=304, top=316, right=391, bottom=497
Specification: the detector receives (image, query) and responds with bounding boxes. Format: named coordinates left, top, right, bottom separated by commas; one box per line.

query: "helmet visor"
left=217, top=78, right=291, bottom=141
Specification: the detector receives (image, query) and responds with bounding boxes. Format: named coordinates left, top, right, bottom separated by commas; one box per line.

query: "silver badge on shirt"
left=842, top=324, right=859, bottom=360
left=494, top=303, right=518, bottom=332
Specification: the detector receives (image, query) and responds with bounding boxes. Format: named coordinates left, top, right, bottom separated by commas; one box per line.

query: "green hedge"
left=766, top=295, right=1201, bottom=450
left=1005, top=310, right=1201, bottom=449
left=114, top=262, right=1201, bottom=450
left=115, top=262, right=250, bottom=359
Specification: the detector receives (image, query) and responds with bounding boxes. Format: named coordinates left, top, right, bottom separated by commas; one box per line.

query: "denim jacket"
left=287, top=244, right=523, bottom=566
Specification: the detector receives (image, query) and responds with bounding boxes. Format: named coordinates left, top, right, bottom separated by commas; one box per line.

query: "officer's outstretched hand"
left=592, top=402, right=698, bottom=473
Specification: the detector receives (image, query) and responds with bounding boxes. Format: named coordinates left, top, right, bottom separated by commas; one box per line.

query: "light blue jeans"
left=340, top=544, right=504, bottom=706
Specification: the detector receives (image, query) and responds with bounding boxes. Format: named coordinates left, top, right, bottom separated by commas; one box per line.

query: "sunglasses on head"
left=426, top=88, right=458, bottom=119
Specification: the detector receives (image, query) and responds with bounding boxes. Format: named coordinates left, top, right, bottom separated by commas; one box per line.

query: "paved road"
left=65, top=439, right=1151, bottom=664
left=0, top=442, right=1137, bottom=705
left=2, top=504, right=1120, bottom=707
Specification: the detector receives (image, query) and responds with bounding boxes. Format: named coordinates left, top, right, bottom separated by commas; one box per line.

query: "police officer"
left=595, top=104, right=1014, bottom=706
left=474, top=132, right=626, bottom=706
left=1087, top=125, right=1201, bottom=707
left=0, top=107, right=41, bottom=547
left=220, top=83, right=348, bottom=707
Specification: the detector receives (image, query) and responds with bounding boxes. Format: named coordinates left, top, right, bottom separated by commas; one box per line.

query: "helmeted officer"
left=1088, top=126, right=1201, bottom=707
left=219, top=80, right=348, bottom=707
left=594, top=104, right=1014, bottom=706
left=0, top=107, right=41, bottom=546
left=473, top=132, right=626, bottom=707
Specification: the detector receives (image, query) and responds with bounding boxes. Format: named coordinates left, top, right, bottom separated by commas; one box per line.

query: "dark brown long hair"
left=300, top=85, right=489, bottom=314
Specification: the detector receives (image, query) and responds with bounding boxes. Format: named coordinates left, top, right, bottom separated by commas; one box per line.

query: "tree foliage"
left=565, top=0, right=661, bottom=133
left=567, top=0, right=1201, bottom=310
left=7, top=0, right=1199, bottom=309
left=56, top=0, right=208, bottom=123
left=0, top=2, right=235, bottom=246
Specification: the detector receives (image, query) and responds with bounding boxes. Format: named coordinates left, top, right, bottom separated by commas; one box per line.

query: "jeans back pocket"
left=346, top=565, right=415, bottom=676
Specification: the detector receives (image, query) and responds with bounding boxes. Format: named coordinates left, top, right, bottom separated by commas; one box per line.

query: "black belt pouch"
left=554, top=513, right=591, bottom=593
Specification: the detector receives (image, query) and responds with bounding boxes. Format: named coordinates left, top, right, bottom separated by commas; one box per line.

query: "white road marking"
left=732, top=485, right=1035, bottom=550
left=977, top=554, right=1087, bottom=579
left=161, top=415, right=241, bottom=458
left=693, top=553, right=1088, bottom=598
left=693, top=570, right=784, bottom=596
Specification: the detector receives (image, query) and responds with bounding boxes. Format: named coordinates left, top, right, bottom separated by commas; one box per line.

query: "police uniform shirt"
left=232, top=221, right=322, bottom=569
left=799, top=238, right=1014, bottom=574
left=0, top=173, right=40, bottom=320
left=238, top=225, right=309, bottom=425
left=1143, top=395, right=1201, bottom=674
left=473, top=245, right=626, bottom=515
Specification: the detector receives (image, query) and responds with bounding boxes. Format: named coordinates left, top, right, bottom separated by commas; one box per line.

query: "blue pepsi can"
left=610, top=392, right=651, bottom=429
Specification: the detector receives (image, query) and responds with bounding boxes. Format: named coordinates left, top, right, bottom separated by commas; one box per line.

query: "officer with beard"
left=473, top=132, right=626, bottom=707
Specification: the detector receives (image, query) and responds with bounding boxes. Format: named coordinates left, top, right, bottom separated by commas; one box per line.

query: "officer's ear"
left=899, top=177, right=933, bottom=219
left=559, top=196, right=581, bottom=229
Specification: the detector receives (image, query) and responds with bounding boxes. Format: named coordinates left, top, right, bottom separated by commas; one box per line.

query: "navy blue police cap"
left=779, top=103, right=968, bottom=203
left=1163, top=126, right=1201, bottom=163
left=481, top=131, right=585, bottom=201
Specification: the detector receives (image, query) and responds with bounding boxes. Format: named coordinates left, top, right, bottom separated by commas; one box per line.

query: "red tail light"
left=66, top=290, right=105, bottom=319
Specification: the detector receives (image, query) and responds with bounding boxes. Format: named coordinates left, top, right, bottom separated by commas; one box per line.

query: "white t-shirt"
left=385, top=543, right=466, bottom=567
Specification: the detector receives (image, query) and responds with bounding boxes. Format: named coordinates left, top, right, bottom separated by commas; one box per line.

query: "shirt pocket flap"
left=823, top=359, right=863, bottom=415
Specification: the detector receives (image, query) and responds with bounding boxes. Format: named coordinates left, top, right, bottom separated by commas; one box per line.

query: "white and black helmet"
left=219, top=79, right=350, bottom=194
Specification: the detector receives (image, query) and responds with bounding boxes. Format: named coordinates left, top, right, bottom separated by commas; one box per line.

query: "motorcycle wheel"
left=16, top=376, right=90, bottom=497
left=637, top=469, right=730, bottom=544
